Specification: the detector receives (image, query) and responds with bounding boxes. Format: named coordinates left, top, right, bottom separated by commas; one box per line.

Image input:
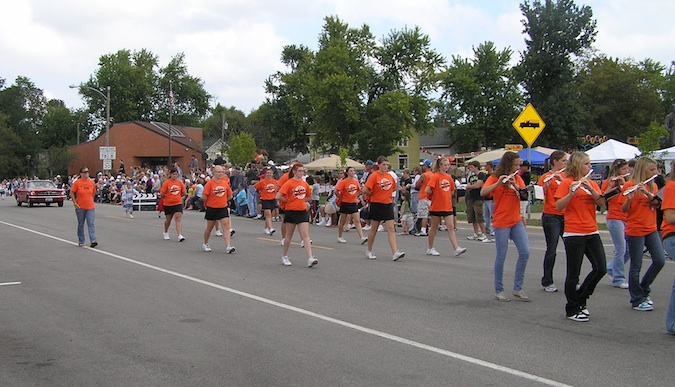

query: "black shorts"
left=369, top=202, right=394, bottom=221
left=430, top=211, right=453, bottom=218
left=164, top=204, right=183, bottom=216
left=340, top=202, right=359, bottom=214
left=261, top=199, right=277, bottom=211
left=283, top=210, right=309, bottom=224
left=205, top=207, right=229, bottom=221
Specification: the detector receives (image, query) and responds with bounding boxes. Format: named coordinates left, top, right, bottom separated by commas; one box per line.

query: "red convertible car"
left=15, top=180, right=66, bottom=207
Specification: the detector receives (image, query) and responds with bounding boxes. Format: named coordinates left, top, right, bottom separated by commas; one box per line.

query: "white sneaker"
left=129, top=214, right=134, bottom=219
left=124, top=213, right=128, bottom=218
left=226, top=245, right=235, bottom=254
left=454, top=247, right=467, bottom=256
left=481, top=237, right=493, bottom=243
left=337, top=237, right=347, bottom=243
left=230, top=229, right=235, bottom=236
left=363, top=225, right=372, bottom=231
left=300, top=239, right=312, bottom=248
left=377, top=225, right=384, bottom=232
left=439, top=225, right=447, bottom=231
left=269, top=228, right=275, bottom=235
left=282, top=256, right=292, bottom=266
left=163, top=232, right=170, bottom=240
left=307, top=256, right=318, bottom=267
left=215, top=230, right=223, bottom=237
left=178, top=235, right=185, bottom=242
left=348, top=223, right=355, bottom=229
left=366, top=250, right=377, bottom=260
left=264, top=228, right=271, bottom=235
left=280, top=239, right=285, bottom=246
left=477, top=233, right=488, bottom=241
left=202, top=243, right=212, bottom=252
left=360, top=236, right=368, bottom=245
left=317, top=220, right=326, bottom=226
left=392, top=251, right=405, bottom=261
left=426, top=248, right=440, bottom=256
left=467, top=233, right=479, bottom=240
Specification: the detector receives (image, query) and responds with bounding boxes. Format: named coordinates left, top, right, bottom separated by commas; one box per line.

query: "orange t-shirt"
left=335, top=177, right=360, bottom=204
left=537, top=171, right=565, bottom=216
left=601, top=179, right=627, bottom=222
left=160, top=178, right=187, bottom=207
left=365, top=171, right=395, bottom=204
left=276, top=172, right=290, bottom=209
left=660, top=180, right=675, bottom=237
left=202, top=178, right=232, bottom=209
left=417, top=171, right=433, bottom=200
left=427, top=172, right=455, bottom=212
left=554, top=177, right=600, bottom=234
left=485, top=175, right=524, bottom=228
left=279, top=178, right=310, bottom=211
left=255, top=178, right=278, bottom=201
left=71, top=178, right=96, bottom=210
left=617, top=180, right=658, bottom=236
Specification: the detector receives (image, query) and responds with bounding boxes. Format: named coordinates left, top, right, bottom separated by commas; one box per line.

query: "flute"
left=622, top=174, right=659, bottom=196
left=610, top=173, right=630, bottom=181
left=501, top=171, right=519, bottom=184
left=543, top=167, right=566, bottom=183
left=570, top=170, right=593, bottom=193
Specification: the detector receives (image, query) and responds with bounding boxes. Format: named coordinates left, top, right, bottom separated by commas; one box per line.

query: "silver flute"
left=543, top=167, right=566, bottom=183
left=501, top=171, right=519, bottom=184
left=570, top=170, right=593, bottom=192
left=622, top=174, right=659, bottom=196
left=610, top=173, right=630, bottom=181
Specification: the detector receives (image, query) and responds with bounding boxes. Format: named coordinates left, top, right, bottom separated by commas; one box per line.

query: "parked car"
left=14, top=180, right=66, bottom=207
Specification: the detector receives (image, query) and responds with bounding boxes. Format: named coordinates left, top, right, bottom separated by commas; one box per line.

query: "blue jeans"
left=541, top=213, right=564, bottom=287
left=562, top=234, right=606, bottom=316
left=483, top=200, right=494, bottom=235
left=493, top=222, right=529, bottom=293
left=411, top=191, right=419, bottom=214
left=662, top=236, right=675, bottom=334
left=75, top=208, right=96, bottom=244
left=606, top=219, right=630, bottom=286
left=246, top=185, right=258, bottom=217
left=626, top=232, right=665, bottom=306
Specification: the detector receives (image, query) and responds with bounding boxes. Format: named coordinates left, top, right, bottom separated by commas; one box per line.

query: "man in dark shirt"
left=465, top=161, right=488, bottom=241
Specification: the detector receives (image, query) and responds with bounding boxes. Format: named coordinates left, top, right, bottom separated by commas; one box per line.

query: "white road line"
left=0, top=282, right=21, bottom=286
left=0, top=220, right=571, bottom=387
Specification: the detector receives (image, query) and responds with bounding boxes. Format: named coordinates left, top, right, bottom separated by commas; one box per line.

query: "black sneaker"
left=90, top=242, right=98, bottom=248
left=567, top=312, right=589, bottom=322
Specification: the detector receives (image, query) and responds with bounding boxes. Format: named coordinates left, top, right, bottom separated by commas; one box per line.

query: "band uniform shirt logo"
left=378, top=177, right=393, bottom=191
left=347, top=183, right=359, bottom=195
left=265, top=183, right=276, bottom=193
left=169, top=184, right=181, bottom=195
left=293, top=185, right=307, bottom=199
left=213, top=185, right=227, bottom=197
left=439, top=178, right=452, bottom=192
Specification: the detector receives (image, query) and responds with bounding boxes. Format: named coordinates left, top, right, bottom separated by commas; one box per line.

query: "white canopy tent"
left=465, top=148, right=507, bottom=164
left=653, top=145, right=675, bottom=161
left=585, top=139, right=641, bottom=163
left=303, top=154, right=365, bottom=171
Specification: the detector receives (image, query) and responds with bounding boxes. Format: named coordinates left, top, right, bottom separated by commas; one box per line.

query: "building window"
left=398, top=138, right=409, bottom=148
left=398, top=154, right=408, bottom=170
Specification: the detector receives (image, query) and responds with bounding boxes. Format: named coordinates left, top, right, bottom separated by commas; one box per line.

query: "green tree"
left=639, top=122, right=669, bottom=155
left=516, top=0, right=597, bottom=149
left=158, top=52, right=212, bottom=126
left=0, top=113, right=24, bottom=177
left=228, top=133, right=257, bottom=167
left=38, top=99, right=79, bottom=148
left=577, top=56, right=664, bottom=142
left=439, top=41, right=523, bottom=152
left=0, top=76, right=47, bottom=153
left=201, top=104, right=247, bottom=146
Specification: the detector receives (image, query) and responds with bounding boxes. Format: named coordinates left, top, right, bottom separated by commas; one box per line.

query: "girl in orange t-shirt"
left=617, top=157, right=664, bottom=311
left=335, top=167, right=367, bottom=244
left=201, top=165, right=235, bottom=254
left=362, top=156, right=404, bottom=261
left=255, top=168, right=279, bottom=236
left=480, top=151, right=530, bottom=303
left=277, top=163, right=317, bottom=268
left=659, top=160, right=675, bottom=333
left=424, top=157, right=465, bottom=257
left=601, top=158, right=630, bottom=288
left=159, top=168, right=187, bottom=241
left=537, top=150, right=567, bottom=292
left=554, top=151, right=606, bottom=321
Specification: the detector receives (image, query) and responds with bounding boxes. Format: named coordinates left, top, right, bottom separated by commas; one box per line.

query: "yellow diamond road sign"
left=512, top=103, right=545, bottom=147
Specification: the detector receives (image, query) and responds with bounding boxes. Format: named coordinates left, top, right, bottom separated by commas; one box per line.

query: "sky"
left=2, top=0, right=674, bottom=115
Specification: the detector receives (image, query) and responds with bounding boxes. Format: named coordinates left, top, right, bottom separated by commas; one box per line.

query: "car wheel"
left=58, top=201, right=64, bottom=207
left=28, top=200, right=33, bottom=207
left=16, top=199, right=22, bottom=206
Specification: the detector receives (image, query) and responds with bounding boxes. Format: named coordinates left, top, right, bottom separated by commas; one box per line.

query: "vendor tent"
left=585, top=139, right=640, bottom=163
left=466, top=148, right=507, bottom=164
left=303, top=154, right=365, bottom=171
left=492, top=148, right=551, bottom=166
left=653, top=145, right=675, bottom=161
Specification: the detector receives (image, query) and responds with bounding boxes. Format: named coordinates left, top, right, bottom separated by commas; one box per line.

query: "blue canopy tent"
left=492, top=148, right=550, bottom=166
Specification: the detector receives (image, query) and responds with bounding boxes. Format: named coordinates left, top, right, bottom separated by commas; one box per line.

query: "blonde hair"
left=566, top=151, right=589, bottom=180
left=631, top=157, right=657, bottom=191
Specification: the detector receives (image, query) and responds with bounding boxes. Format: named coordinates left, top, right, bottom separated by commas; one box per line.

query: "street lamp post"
left=70, top=84, right=111, bottom=171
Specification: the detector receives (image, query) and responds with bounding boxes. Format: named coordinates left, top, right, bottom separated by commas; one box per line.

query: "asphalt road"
left=1, top=198, right=674, bottom=386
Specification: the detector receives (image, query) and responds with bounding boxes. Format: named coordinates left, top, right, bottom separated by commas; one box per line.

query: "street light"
left=70, top=84, right=111, bottom=170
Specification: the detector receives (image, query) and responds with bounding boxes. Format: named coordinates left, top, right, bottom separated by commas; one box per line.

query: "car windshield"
left=26, top=181, right=56, bottom=189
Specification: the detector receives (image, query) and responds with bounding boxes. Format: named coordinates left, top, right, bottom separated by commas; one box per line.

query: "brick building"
left=68, top=121, right=204, bottom=175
